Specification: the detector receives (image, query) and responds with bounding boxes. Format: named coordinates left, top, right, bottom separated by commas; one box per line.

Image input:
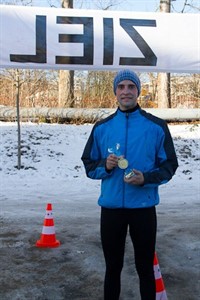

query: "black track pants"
left=100, top=207, right=157, bottom=300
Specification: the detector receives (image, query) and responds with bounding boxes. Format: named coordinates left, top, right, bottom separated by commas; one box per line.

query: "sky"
left=2, top=0, right=200, bottom=13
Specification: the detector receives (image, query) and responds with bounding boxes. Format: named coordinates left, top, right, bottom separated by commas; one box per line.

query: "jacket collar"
left=118, top=103, right=140, bottom=114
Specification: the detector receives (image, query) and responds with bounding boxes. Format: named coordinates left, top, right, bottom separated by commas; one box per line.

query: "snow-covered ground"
left=0, top=121, right=199, bottom=300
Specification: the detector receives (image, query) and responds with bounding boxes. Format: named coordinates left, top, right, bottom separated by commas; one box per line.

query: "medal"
left=118, top=158, right=129, bottom=169
left=108, top=143, right=129, bottom=170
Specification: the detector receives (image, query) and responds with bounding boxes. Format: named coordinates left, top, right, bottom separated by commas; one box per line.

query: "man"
left=81, top=69, right=178, bottom=300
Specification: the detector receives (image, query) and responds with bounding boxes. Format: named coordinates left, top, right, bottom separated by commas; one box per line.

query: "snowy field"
left=0, top=121, right=199, bottom=300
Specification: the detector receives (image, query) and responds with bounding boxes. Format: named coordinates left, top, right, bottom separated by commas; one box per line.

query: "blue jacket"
left=81, top=106, right=178, bottom=209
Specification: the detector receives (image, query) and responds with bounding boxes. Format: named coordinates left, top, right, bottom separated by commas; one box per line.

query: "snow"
left=1, top=122, right=199, bottom=206
left=0, top=121, right=200, bottom=300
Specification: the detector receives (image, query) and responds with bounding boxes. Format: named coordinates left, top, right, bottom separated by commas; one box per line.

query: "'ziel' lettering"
left=10, top=15, right=157, bottom=66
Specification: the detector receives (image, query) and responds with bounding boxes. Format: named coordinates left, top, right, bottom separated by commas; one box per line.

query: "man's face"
left=116, top=80, right=138, bottom=111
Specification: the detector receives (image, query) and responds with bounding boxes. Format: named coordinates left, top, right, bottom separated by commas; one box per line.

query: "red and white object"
left=36, top=203, right=60, bottom=248
left=154, top=252, right=168, bottom=300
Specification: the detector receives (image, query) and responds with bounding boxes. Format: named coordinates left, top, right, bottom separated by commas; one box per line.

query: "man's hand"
left=106, top=154, right=119, bottom=171
left=124, top=169, right=144, bottom=186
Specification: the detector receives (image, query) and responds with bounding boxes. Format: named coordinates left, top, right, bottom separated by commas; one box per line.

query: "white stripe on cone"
left=156, top=290, right=168, bottom=300
left=42, top=226, right=56, bottom=235
left=154, top=264, right=162, bottom=280
left=44, top=210, right=53, bottom=219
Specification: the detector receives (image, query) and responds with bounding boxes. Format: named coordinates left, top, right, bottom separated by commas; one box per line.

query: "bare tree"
left=157, top=0, right=171, bottom=108
left=82, top=71, right=115, bottom=108
left=6, top=69, right=25, bottom=169
left=15, top=70, right=22, bottom=169
left=58, top=0, right=74, bottom=107
left=0, top=69, right=59, bottom=107
left=177, top=0, right=200, bottom=13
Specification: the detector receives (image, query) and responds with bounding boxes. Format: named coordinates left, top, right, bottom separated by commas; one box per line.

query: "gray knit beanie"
left=113, top=69, right=141, bottom=96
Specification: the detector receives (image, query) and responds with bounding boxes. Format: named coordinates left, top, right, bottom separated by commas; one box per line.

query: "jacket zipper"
left=122, top=112, right=129, bottom=207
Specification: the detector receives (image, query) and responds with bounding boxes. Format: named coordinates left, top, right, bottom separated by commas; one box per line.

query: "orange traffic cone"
left=154, top=252, right=168, bottom=300
left=36, top=203, right=60, bottom=248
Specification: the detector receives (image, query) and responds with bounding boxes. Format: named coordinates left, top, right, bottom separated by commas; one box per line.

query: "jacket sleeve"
left=81, top=125, right=112, bottom=179
left=143, top=123, right=178, bottom=187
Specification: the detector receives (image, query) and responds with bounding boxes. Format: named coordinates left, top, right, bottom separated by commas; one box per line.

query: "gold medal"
left=118, top=158, right=128, bottom=169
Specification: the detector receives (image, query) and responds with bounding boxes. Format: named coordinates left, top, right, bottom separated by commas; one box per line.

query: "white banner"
left=0, top=5, right=199, bottom=73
